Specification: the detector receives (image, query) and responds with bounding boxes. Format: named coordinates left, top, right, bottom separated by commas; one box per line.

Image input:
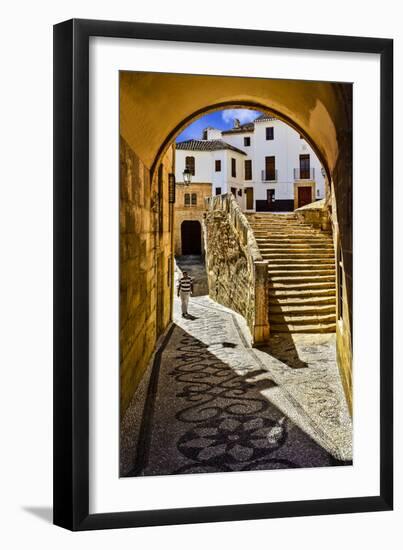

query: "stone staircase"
left=246, top=212, right=336, bottom=333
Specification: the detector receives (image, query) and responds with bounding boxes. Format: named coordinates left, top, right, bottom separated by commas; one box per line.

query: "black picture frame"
left=53, top=18, right=393, bottom=531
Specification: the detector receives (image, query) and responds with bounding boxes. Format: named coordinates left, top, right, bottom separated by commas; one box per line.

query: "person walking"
left=177, top=271, right=193, bottom=318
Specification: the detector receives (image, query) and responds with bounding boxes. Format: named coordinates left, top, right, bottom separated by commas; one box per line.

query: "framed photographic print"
left=53, top=19, right=393, bottom=530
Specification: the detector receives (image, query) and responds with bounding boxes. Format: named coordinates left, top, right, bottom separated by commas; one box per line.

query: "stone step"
left=251, top=224, right=313, bottom=229
left=264, top=253, right=334, bottom=259
left=257, top=237, right=328, bottom=243
left=259, top=244, right=334, bottom=251
left=262, top=253, right=335, bottom=261
left=255, top=235, right=332, bottom=241
left=270, top=300, right=336, bottom=310
left=248, top=216, right=296, bottom=221
left=262, top=248, right=334, bottom=255
left=269, top=281, right=335, bottom=290
left=269, top=288, right=336, bottom=299
left=269, top=268, right=335, bottom=276
left=259, top=239, right=333, bottom=245
left=266, top=257, right=335, bottom=265
left=249, top=214, right=336, bottom=334
left=254, top=232, right=321, bottom=238
left=255, top=236, right=333, bottom=243
left=269, top=290, right=336, bottom=307
left=270, top=303, right=336, bottom=315
left=270, top=322, right=336, bottom=334
left=256, top=235, right=329, bottom=240
left=251, top=223, right=306, bottom=228
left=250, top=220, right=304, bottom=224
left=265, top=246, right=334, bottom=252
left=250, top=221, right=297, bottom=224
left=256, top=232, right=330, bottom=238
left=248, top=213, right=296, bottom=216
left=270, top=312, right=336, bottom=325
left=269, top=274, right=335, bottom=284
left=250, top=218, right=307, bottom=222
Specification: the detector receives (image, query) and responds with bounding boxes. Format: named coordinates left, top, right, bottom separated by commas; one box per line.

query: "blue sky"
left=176, top=109, right=262, bottom=142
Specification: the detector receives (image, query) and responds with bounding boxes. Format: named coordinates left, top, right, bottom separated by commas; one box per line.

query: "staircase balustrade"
left=204, top=193, right=270, bottom=344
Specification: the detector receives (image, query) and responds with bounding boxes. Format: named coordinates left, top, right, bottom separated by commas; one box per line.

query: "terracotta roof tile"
left=176, top=139, right=247, bottom=155
left=221, top=122, right=255, bottom=134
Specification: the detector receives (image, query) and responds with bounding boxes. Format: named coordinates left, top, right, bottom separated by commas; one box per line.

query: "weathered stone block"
left=204, top=193, right=269, bottom=344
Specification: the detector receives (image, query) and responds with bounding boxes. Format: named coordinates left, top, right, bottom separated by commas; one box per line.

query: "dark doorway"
left=267, top=189, right=275, bottom=210
left=181, top=220, right=201, bottom=255
left=297, top=186, right=312, bottom=208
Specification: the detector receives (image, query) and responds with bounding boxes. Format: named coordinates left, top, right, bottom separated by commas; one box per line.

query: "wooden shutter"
left=265, top=156, right=275, bottom=180
left=245, top=159, right=252, bottom=180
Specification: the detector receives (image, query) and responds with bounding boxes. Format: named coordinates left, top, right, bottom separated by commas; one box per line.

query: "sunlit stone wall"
left=204, top=194, right=269, bottom=344
left=120, top=137, right=174, bottom=416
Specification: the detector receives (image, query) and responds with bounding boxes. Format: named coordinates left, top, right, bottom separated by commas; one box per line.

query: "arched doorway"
left=181, top=220, right=201, bottom=255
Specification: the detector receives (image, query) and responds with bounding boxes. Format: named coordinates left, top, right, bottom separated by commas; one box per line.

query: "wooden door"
left=246, top=187, right=254, bottom=209
left=298, top=186, right=312, bottom=208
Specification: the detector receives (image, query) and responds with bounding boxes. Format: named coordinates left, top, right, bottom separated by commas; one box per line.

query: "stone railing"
left=294, top=198, right=331, bottom=232
left=204, top=193, right=269, bottom=344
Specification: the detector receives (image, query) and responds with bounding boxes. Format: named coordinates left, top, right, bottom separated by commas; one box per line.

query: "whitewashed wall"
left=175, top=118, right=325, bottom=210
left=175, top=147, right=247, bottom=208
left=224, top=119, right=326, bottom=204
left=175, top=149, right=213, bottom=183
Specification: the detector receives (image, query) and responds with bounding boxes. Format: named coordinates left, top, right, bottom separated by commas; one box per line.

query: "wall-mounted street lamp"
left=183, top=168, right=192, bottom=186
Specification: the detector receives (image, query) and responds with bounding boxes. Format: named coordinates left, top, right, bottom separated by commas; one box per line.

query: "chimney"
left=234, top=118, right=240, bottom=128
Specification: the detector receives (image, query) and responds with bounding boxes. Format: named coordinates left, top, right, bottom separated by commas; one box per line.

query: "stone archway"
left=120, top=72, right=351, bottom=179
left=120, top=72, right=352, bottom=414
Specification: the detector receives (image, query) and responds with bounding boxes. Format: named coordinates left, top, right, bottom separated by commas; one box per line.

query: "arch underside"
left=120, top=71, right=351, bottom=181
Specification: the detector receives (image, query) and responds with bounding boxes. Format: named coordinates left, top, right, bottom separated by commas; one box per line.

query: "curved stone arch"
left=120, top=71, right=350, bottom=183
left=151, top=100, right=332, bottom=182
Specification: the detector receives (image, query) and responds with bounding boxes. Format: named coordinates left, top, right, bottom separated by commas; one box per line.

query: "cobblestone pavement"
left=121, top=287, right=352, bottom=477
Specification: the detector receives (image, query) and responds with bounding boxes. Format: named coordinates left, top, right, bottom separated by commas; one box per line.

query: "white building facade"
left=175, top=115, right=326, bottom=212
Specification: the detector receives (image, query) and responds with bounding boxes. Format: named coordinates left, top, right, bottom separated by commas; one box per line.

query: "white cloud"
left=221, top=109, right=259, bottom=125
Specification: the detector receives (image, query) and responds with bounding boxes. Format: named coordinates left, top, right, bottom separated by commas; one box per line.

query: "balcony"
left=261, top=169, right=278, bottom=182
left=293, top=167, right=315, bottom=180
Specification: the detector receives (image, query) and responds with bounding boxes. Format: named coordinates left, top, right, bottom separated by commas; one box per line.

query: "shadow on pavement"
left=123, top=323, right=344, bottom=477
left=258, top=332, right=309, bottom=369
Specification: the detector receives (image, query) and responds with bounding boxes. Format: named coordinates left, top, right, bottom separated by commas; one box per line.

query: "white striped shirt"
left=177, top=276, right=193, bottom=292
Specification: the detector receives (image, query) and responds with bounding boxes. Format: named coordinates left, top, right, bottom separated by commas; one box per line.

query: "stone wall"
left=120, top=136, right=174, bottom=417
left=331, top=179, right=353, bottom=415
left=295, top=198, right=332, bottom=232
left=204, top=194, right=269, bottom=343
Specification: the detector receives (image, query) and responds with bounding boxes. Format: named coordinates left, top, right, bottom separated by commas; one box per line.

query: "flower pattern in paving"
left=123, top=294, right=351, bottom=477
